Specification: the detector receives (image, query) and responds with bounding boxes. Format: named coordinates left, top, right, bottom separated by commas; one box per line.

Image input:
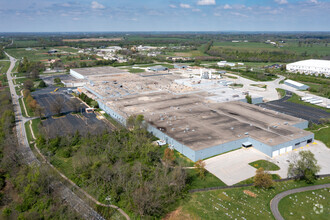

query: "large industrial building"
left=286, top=59, right=330, bottom=77
left=70, top=66, right=314, bottom=161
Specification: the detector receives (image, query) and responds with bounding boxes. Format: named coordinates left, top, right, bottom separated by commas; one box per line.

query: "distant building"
left=286, top=59, right=330, bottom=77
left=148, top=65, right=168, bottom=72
left=284, top=79, right=309, bottom=90
left=174, top=64, right=188, bottom=69
left=48, top=49, right=58, bottom=54
left=217, top=61, right=236, bottom=67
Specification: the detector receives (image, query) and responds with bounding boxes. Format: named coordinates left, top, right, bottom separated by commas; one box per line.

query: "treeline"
left=0, top=48, right=5, bottom=59
left=78, top=92, right=99, bottom=108
left=0, top=88, right=78, bottom=219
left=17, top=57, right=45, bottom=79
left=207, top=47, right=313, bottom=62
left=36, top=116, right=187, bottom=218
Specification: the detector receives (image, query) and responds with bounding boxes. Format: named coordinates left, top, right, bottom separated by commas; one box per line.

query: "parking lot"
left=33, top=88, right=111, bottom=138
left=257, top=91, right=330, bottom=124
left=204, top=140, right=330, bottom=186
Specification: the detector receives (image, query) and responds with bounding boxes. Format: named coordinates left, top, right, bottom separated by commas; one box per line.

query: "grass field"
left=307, top=123, right=330, bottom=148
left=276, top=88, right=286, bottom=98
left=249, top=160, right=280, bottom=171
left=127, top=68, right=145, bottom=73
left=0, top=61, right=10, bottom=74
left=212, top=41, right=330, bottom=56
left=235, top=174, right=281, bottom=186
left=187, top=169, right=226, bottom=190
left=18, top=98, right=28, bottom=118
left=278, top=188, right=329, bottom=220
left=173, top=177, right=330, bottom=219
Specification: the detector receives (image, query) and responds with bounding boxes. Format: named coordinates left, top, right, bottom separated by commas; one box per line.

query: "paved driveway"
left=204, top=141, right=330, bottom=186
left=204, top=148, right=269, bottom=186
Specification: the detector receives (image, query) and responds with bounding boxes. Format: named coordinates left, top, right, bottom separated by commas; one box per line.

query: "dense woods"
left=0, top=88, right=77, bottom=219
left=36, top=116, right=188, bottom=217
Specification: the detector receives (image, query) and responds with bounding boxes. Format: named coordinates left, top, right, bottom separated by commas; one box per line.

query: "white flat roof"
left=284, top=79, right=306, bottom=87
left=287, top=59, right=330, bottom=68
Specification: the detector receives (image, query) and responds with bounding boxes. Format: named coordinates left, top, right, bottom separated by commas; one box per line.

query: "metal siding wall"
left=97, top=101, right=127, bottom=126
left=248, top=138, right=273, bottom=157
left=292, top=121, right=309, bottom=129
left=195, top=138, right=249, bottom=161
left=147, top=124, right=197, bottom=161
left=271, top=133, right=314, bottom=153
left=70, top=70, right=84, bottom=79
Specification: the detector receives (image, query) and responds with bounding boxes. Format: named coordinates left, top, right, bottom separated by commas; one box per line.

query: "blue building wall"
left=194, top=138, right=248, bottom=161
left=147, top=124, right=197, bottom=161
left=97, top=101, right=127, bottom=125
left=284, top=81, right=309, bottom=90
left=292, top=121, right=309, bottom=130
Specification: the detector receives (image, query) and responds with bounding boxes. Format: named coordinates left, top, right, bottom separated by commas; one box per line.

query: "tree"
left=34, top=104, right=45, bottom=119
left=30, top=69, right=40, bottom=79
left=163, top=148, right=175, bottom=165
left=38, top=80, right=47, bottom=88
left=194, top=160, right=206, bottom=179
left=53, top=77, right=61, bottom=84
left=253, top=167, right=274, bottom=189
left=288, top=150, right=320, bottom=183
left=23, top=80, right=34, bottom=91
left=51, top=95, right=65, bottom=116
left=245, top=94, right=252, bottom=104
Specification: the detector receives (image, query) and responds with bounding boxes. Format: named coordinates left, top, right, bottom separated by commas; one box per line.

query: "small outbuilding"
left=148, top=65, right=168, bottom=72
left=284, top=79, right=309, bottom=90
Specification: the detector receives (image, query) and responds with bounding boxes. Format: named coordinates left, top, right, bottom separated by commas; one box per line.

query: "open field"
left=307, top=123, right=330, bottom=148
left=278, top=188, right=329, bottom=220
left=212, top=41, right=330, bottom=56
left=172, top=177, right=330, bottom=219
left=0, top=61, right=10, bottom=74
left=63, top=38, right=122, bottom=42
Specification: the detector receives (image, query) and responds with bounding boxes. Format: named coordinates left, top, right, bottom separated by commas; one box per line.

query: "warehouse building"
left=71, top=66, right=313, bottom=162
left=70, top=66, right=127, bottom=79
left=286, top=59, right=330, bottom=77
left=284, top=79, right=309, bottom=90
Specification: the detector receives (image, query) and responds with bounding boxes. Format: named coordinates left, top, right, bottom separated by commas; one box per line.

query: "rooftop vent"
left=244, top=132, right=249, bottom=135
left=230, top=127, right=234, bottom=130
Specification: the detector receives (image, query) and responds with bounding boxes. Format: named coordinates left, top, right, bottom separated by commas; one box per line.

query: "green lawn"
left=187, top=169, right=226, bottom=190
left=18, top=98, right=28, bottom=118
left=0, top=61, right=10, bottom=74
left=307, top=123, right=330, bottom=148
left=127, top=68, right=145, bottom=73
left=278, top=188, right=329, bottom=220
left=249, top=160, right=280, bottom=171
left=276, top=88, right=286, bottom=98
left=176, top=177, right=330, bottom=219
left=235, top=174, right=281, bottom=186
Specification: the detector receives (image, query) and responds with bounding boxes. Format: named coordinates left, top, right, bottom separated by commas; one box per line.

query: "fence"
left=189, top=174, right=330, bottom=193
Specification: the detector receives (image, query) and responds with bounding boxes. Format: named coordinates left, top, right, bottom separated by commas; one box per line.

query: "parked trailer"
left=307, top=98, right=319, bottom=103
left=301, top=96, right=313, bottom=101
left=310, top=99, right=323, bottom=104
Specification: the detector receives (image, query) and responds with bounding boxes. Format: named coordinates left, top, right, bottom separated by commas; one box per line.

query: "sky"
left=0, top=0, right=330, bottom=32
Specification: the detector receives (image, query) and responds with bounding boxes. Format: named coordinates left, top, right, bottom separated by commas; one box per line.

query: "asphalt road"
left=5, top=52, right=106, bottom=220
left=270, top=183, right=330, bottom=220
left=258, top=90, right=330, bottom=124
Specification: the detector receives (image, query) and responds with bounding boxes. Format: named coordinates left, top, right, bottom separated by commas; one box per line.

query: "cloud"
left=169, top=4, right=177, bottom=8
left=197, top=0, right=216, bottom=6
left=231, top=12, right=248, bottom=17
left=223, top=4, right=232, bottom=9
left=192, top=8, right=201, bottom=12
left=180, top=3, right=191, bottom=8
left=275, top=0, right=288, bottom=4
left=310, top=0, right=318, bottom=3
left=91, top=1, right=105, bottom=9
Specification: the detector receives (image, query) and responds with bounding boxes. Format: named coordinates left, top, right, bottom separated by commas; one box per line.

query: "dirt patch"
left=163, top=207, right=199, bottom=220
left=62, top=38, right=122, bottom=42
left=243, top=190, right=257, bottom=198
